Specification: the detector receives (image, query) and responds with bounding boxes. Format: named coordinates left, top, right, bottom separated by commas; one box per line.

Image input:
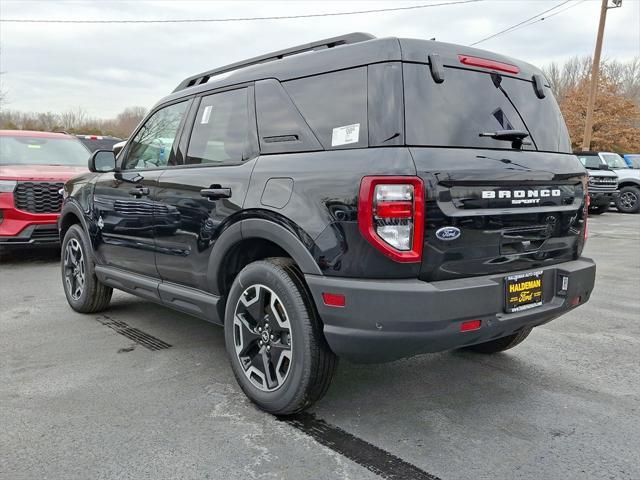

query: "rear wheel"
left=224, top=257, right=337, bottom=415
left=463, top=328, right=532, bottom=354
left=615, top=186, right=640, bottom=214
left=61, top=224, right=112, bottom=313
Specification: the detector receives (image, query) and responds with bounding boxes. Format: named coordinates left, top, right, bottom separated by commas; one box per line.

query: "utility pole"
left=581, top=0, right=622, bottom=151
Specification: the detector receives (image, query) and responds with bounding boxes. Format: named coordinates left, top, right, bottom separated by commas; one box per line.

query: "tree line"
left=0, top=106, right=147, bottom=140
left=542, top=56, right=639, bottom=153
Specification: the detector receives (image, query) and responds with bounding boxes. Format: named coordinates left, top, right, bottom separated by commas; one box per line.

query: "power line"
left=1, top=0, right=483, bottom=24
left=490, top=0, right=589, bottom=40
left=470, top=0, right=577, bottom=46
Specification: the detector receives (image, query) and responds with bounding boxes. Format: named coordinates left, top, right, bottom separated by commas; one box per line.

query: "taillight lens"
left=583, top=185, right=589, bottom=243
left=577, top=184, right=588, bottom=257
left=358, top=176, right=424, bottom=262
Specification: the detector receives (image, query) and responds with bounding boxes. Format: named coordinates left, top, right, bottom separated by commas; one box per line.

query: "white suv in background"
left=579, top=152, right=640, bottom=214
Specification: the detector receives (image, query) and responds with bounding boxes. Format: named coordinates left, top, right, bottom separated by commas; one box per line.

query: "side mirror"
left=598, top=163, right=610, bottom=170
left=89, top=149, right=117, bottom=173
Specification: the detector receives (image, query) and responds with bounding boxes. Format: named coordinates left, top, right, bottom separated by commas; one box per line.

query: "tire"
left=463, top=328, right=532, bottom=354
left=589, top=204, right=609, bottom=215
left=61, top=224, right=113, bottom=313
left=615, top=186, right=640, bottom=214
left=224, top=257, right=338, bottom=415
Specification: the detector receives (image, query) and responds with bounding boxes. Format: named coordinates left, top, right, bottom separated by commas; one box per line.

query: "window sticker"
left=201, top=105, right=213, bottom=124
left=331, top=123, right=360, bottom=147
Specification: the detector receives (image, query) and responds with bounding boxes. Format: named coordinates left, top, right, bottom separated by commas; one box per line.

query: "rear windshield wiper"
left=479, top=129, right=530, bottom=149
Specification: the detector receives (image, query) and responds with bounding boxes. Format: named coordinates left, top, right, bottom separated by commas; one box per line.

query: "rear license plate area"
left=505, top=270, right=543, bottom=313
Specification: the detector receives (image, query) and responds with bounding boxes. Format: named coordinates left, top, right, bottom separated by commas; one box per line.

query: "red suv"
left=0, top=130, right=89, bottom=246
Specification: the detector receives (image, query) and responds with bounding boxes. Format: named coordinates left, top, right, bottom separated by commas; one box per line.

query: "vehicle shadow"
left=99, top=293, right=555, bottom=420
left=0, top=245, right=61, bottom=264
left=312, top=340, right=576, bottom=431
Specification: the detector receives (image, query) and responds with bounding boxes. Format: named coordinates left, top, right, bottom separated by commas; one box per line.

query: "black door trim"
left=94, top=265, right=221, bottom=323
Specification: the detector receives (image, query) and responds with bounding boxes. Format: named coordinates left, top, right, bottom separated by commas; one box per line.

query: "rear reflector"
left=322, top=293, right=346, bottom=308
left=375, top=200, right=413, bottom=218
left=460, top=319, right=481, bottom=332
left=570, top=296, right=581, bottom=307
left=458, top=55, right=520, bottom=74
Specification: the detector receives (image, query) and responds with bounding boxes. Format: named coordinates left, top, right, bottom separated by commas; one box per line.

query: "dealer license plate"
left=505, top=271, right=543, bottom=313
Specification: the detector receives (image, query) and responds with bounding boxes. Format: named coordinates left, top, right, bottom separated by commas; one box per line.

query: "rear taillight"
left=358, top=176, right=424, bottom=263
left=584, top=187, right=589, bottom=243
left=577, top=184, right=588, bottom=257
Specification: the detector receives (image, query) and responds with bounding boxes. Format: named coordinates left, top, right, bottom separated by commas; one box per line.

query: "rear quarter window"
left=283, top=67, right=368, bottom=150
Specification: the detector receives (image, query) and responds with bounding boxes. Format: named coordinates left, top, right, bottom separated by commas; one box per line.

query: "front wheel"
left=224, top=258, right=337, bottom=415
left=61, top=224, right=113, bottom=313
left=463, top=328, right=532, bottom=354
left=615, top=186, right=640, bottom=214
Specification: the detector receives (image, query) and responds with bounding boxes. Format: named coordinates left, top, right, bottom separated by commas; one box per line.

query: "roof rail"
left=172, top=32, right=376, bottom=93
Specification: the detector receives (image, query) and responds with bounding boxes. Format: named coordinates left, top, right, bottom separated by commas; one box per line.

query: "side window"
left=186, top=88, right=249, bottom=165
left=283, top=67, right=368, bottom=150
left=123, top=101, right=188, bottom=170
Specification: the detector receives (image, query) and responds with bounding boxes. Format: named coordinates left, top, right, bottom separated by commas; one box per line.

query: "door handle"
left=200, top=187, right=232, bottom=200
left=129, top=186, right=150, bottom=198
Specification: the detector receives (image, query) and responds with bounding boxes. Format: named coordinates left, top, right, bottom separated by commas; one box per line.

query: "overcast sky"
left=1, top=0, right=638, bottom=118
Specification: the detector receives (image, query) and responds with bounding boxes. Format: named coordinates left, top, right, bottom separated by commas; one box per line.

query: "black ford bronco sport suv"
left=59, top=33, right=596, bottom=414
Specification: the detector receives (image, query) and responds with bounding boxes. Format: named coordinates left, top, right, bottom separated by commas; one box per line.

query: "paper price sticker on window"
left=331, top=123, right=360, bottom=147
left=200, top=105, right=213, bottom=124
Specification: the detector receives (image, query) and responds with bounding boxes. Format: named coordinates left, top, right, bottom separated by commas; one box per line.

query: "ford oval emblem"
left=435, top=226, right=461, bottom=241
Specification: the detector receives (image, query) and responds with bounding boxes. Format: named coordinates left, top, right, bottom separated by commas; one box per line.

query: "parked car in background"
left=575, top=152, right=619, bottom=214
left=623, top=154, right=640, bottom=169
left=0, top=130, right=90, bottom=248
left=577, top=151, right=640, bottom=214
left=76, top=134, right=122, bottom=153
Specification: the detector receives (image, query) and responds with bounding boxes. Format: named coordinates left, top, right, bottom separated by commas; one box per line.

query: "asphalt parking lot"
left=1, top=212, right=639, bottom=480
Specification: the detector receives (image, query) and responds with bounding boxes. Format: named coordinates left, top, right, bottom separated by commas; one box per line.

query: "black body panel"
left=93, top=170, right=164, bottom=277
left=410, top=148, right=587, bottom=281
left=153, top=160, right=255, bottom=291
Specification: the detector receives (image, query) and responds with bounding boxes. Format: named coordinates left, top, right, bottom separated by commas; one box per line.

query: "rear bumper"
left=306, top=257, right=596, bottom=363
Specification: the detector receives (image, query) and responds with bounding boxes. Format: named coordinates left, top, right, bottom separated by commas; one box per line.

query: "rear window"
left=0, top=135, right=90, bottom=166
left=403, top=65, right=572, bottom=153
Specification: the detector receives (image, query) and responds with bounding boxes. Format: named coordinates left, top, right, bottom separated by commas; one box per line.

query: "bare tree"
left=543, top=55, right=640, bottom=106
left=113, top=106, right=147, bottom=138
left=0, top=106, right=147, bottom=138
left=59, top=108, right=90, bottom=131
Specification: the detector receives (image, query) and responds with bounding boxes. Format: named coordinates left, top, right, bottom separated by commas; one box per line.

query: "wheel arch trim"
left=207, top=217, right=322, bottom=295
left=59, top=201, right=91, bottom=241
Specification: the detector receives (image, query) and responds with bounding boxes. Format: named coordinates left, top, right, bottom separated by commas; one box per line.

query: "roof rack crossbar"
left=172, top=32, right=376, bottom=93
